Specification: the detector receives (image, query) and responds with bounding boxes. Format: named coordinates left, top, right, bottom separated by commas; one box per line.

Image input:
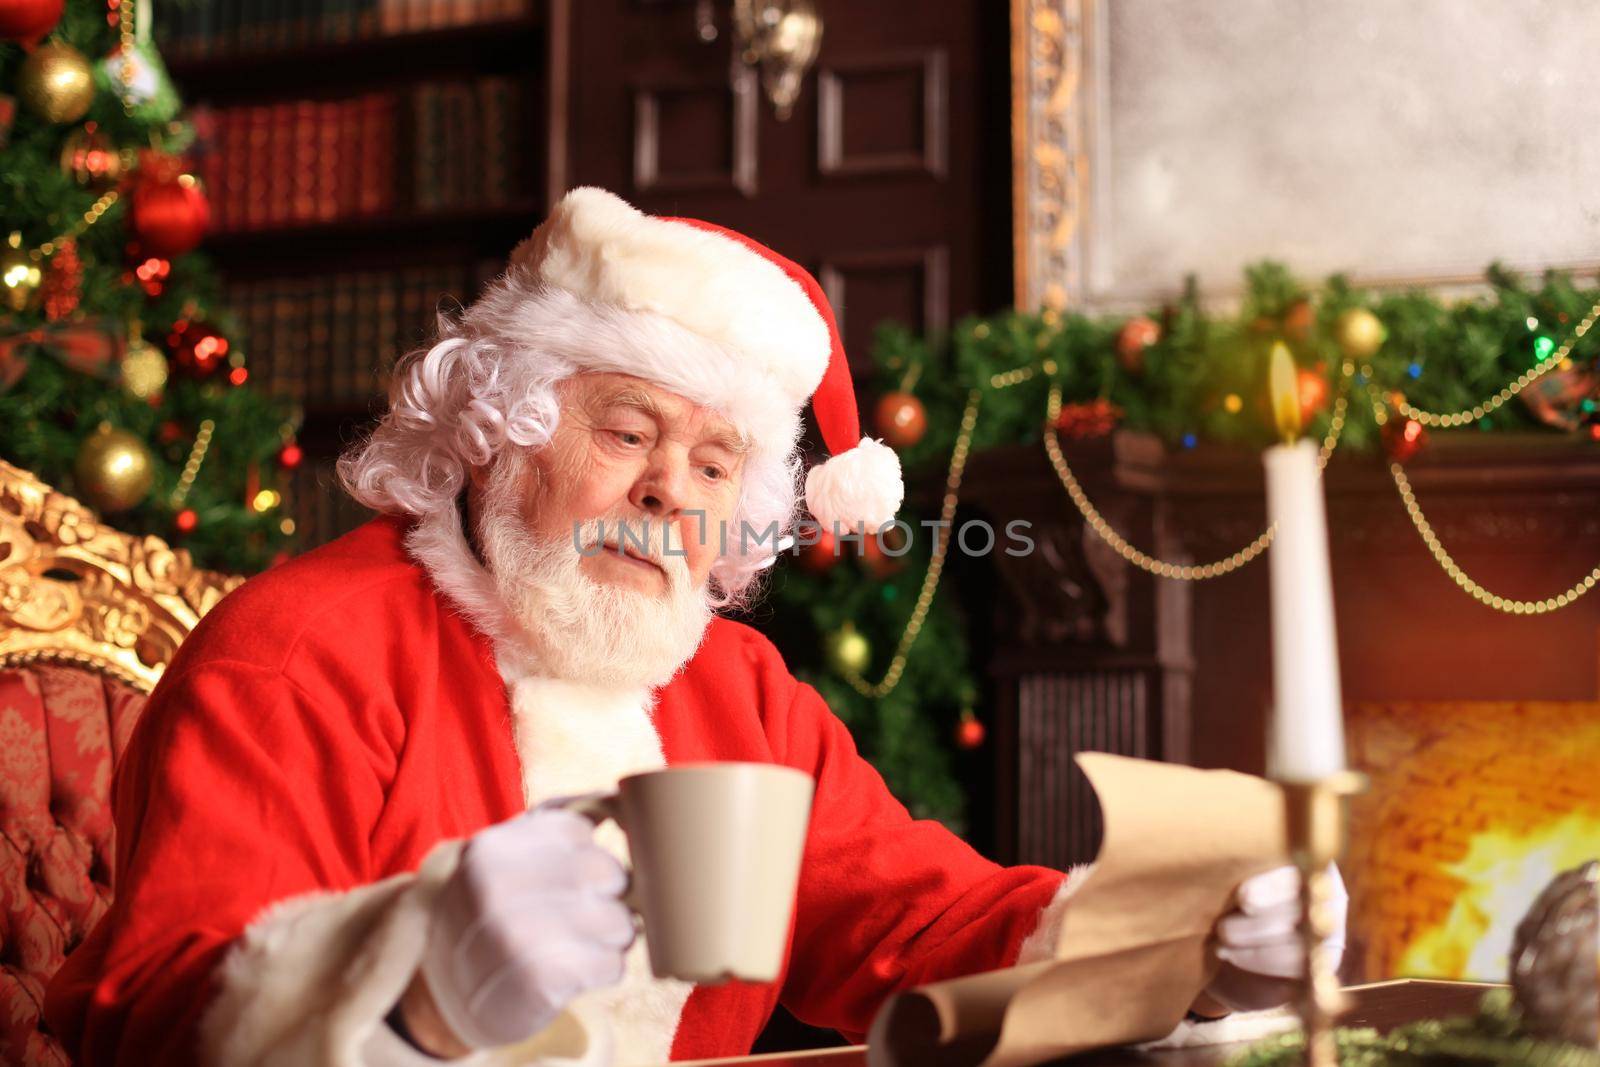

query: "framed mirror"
left=1012, top=0, right=1600, bottom=310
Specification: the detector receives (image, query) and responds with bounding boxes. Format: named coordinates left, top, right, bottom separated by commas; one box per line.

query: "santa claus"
left=45, top=188, right=1343, bottom=1066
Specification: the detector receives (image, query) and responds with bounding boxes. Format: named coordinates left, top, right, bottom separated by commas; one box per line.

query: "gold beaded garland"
left=832, top=294, right=1600, bottom=701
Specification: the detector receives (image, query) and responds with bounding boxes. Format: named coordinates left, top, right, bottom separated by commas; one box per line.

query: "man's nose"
left=629, top=452, right=690, bottom=518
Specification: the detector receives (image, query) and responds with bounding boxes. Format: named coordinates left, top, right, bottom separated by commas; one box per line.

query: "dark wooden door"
left=557, top=0, right=1015, bottom=373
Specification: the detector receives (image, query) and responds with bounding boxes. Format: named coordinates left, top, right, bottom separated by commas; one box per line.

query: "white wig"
left=338, top=267, right=803, bottom=607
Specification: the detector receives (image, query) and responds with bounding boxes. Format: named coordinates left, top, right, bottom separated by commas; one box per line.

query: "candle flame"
left=1269, top=341, right=1302, bottom=442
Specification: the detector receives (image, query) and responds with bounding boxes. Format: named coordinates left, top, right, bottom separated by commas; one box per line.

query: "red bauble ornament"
left=1296, top=367, right=1330, bottom=425
left=858, top=529, right=904, bottom=579
left=1588, top=423, right=1600, bottom=443
left=174, top=508, right=198, bottom=533
left=1054, top=398, right=1122, bottom=439
left=1115, top=316, right=1161, bottom=374
left=1383, top=417, right=1428, bottom=463
left=158, top=420, right=184, bottom=444
left=956, top=712, right=986, bottom=750
left=228, top=366, right=248, bottom=386
left=874, top=392, right=927, bottom=449
left=0, top=0, right=63, bottom=45
left=130, top=172, right=210, bottom=258
left=278, top=442, right=303, bottom=469
left=166, top=318, right=230, bottom=378
left=798, top=527, right=840, bottom=573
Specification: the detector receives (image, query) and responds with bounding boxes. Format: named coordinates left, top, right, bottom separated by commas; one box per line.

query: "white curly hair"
left=338, top=270, right=803, bottom=608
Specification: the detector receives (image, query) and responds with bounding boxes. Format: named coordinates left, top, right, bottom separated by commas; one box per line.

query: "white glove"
left=1203, top=864, right=1347, bottom=1012
left=420, top=807, right=635, bottom=1049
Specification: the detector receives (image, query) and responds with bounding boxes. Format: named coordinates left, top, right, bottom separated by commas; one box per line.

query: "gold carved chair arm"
left=0, top=458, right=243, bottom=693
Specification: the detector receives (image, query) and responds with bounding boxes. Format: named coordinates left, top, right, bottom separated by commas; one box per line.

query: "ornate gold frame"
left=0, top=458, right=241, bottom=693
left=1011, top=0, right=1095, bottom=312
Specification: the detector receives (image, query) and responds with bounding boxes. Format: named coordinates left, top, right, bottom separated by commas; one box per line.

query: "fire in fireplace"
left=1345, top=702, right=1600, bottom=982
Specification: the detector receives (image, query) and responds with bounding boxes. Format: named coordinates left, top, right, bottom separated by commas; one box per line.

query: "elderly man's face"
left=515, top=372, right=747, bottom=595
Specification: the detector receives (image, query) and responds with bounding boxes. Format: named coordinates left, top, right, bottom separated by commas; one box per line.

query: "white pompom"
left=804, top=437, right=905, bottom=532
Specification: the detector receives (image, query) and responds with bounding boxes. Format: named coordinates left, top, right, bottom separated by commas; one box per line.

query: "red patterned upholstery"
left=0, top=665, right=148, bottom=1067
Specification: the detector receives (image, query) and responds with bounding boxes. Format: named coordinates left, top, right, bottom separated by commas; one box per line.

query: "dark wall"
left=561, top=0, right=1017, bottom=370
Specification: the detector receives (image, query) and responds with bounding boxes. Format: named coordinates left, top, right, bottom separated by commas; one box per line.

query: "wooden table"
left=680, top=981, right=1498, bottom=1067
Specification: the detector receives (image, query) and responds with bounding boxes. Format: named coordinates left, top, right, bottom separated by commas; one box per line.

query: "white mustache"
left=572, top=517, right=694, bottom=583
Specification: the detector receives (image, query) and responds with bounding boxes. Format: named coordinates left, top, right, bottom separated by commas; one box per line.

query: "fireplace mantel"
left=955, top=433, right=1600, bottom=867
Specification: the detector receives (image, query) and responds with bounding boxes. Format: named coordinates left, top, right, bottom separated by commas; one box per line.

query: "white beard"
left=475, top=474, right=714, bottom=691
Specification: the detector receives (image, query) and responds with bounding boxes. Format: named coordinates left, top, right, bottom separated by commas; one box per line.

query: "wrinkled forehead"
left=560, top=372, right=751, bottom=453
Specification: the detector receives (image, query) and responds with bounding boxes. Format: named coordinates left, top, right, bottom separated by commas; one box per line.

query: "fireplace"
left=962, top=433, right=1600, bottom=979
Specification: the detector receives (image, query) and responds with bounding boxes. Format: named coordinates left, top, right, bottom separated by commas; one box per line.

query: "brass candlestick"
left=1278, top=771, right=1366, bottom=1067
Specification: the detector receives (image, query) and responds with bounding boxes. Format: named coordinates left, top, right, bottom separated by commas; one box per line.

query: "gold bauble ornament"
left=120, top=337, right=169, bottom=400
left=2, top=232, right=42, bottom=312
left=1333, top=308, right=1386, bottom=360
left=74, top=425, right=154, bottom=513
left=824, top=623, right=872, bottom=676
left=17, top=42, right=95, bottom=124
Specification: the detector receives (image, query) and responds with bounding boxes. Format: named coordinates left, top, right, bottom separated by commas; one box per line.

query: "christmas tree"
left=1, top=0, right=296, bottom=573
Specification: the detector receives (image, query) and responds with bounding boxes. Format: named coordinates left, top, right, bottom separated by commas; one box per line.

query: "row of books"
left=289, top=456, right=375, bottom=550
left=201, top=77, right=527, bottom=234
left=412, top=79, right=526, bottom=215
left=156, top=0, right=534, bottom=59
left=229, top=265, right=470, bottom=408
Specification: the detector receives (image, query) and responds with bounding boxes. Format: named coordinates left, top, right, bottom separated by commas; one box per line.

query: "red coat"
left=46, top=516, right=1066, bottom=1066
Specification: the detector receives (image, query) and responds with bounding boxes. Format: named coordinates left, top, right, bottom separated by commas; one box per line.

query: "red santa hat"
left=509, top=186, right=904, bottom=532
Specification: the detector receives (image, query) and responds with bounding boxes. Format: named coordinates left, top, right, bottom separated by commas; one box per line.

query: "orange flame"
left=1397, top=813, right=1600, bottom=981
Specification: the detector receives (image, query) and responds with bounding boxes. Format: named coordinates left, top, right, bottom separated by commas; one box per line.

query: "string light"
left=1043, top=381, right=1348, bottom=581
left=169, top=419, right=214, bottom=507
left=1391, top=295, right=1600, bottom=428
left=840, top=389, right=980, bottom=699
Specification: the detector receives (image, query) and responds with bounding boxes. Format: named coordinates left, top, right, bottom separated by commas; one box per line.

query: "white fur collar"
left=505, top=674, right=689, bottom=1066
left=407, top=506, right=692, bottom=1063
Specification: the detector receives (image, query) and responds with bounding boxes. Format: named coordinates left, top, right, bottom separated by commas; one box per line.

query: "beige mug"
left=557, top=761, right=815, bottom=984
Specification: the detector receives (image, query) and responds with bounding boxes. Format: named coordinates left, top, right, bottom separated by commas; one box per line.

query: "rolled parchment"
left=868, top=753, right=1289, bottom=1067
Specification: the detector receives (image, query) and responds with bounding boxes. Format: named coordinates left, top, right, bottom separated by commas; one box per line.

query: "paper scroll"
left=867, top=753, right=1289, bottom=1067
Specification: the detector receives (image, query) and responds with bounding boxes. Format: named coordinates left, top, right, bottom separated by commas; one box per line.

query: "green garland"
left=766, top=263, right=1600, bottom=827
left=881, top=263, right=1600, bottom=472
left=1227, top=990, right=1600, bottom=1067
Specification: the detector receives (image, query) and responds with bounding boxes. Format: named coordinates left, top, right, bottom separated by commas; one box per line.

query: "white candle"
left=1263, top=438, right=1346, bottom=782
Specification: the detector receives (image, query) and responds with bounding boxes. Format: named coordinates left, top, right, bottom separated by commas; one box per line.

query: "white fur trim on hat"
left=803, top=437, right=904, bottom=531
left=485, top=285, right=802, bottom=458
left=512, top=188, right=831, bottom=410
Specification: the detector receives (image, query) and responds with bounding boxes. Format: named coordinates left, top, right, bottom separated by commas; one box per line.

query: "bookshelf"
left=158, top=0, right=554, bottom=551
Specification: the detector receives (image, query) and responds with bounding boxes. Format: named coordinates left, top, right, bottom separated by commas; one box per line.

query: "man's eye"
left=701, top=465, right=726, bottom=481
left=612, top=430, right=645, bottom=446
